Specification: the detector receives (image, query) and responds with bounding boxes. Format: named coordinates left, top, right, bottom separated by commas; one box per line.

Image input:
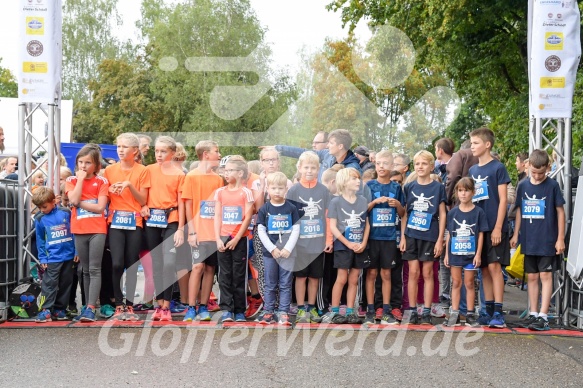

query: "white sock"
left=539, top=313, right=548, bottom=320
left=529, top=312, right=538, bottom=317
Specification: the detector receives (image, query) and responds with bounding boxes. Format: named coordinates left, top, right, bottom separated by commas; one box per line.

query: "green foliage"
left=0, top=58, right=17, bottom=97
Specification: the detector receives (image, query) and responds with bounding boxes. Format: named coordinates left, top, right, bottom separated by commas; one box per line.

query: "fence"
left=0, top=180, right=19, bottom=322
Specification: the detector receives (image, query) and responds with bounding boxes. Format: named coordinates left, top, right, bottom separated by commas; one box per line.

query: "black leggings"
left=109, top=226, right=142, bottom=307
left=145, top=223, right=178, bottom=301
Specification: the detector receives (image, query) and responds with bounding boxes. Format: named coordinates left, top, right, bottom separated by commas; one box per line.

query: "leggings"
left=109, top=227, right=142, bottom=307
left=144, top=223, right=178, bottom=301
left=74, top=233, right=106, bottom=307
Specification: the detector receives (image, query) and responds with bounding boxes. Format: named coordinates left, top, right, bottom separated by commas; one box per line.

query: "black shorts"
left=368, top=240, right=398, bottom=269
left=524, top=255, right=558, bottom=273
left=191, top=241, right=219, bottom=267
left=402, top=236, right=436, bottom=262
left=480, top=231, right=510, bottom=268
left=334, top=250, right=370, bottom=269
left=294, top=251, right=325, bottom=278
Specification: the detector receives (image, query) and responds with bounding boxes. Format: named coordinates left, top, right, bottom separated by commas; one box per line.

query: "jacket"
left=445, top=149, right=479, bottom=205
left=35, top=206, right=76, bottom=264
left=275, top=145, right=362, bottom=181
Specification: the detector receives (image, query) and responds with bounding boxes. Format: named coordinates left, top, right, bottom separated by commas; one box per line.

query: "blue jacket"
left=35, top=206, right=75, bottom=264
left=275, top=145, right=362, bottom=181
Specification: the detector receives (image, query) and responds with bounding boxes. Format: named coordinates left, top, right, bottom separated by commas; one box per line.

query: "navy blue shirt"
left=257, top=201, right=300, bottom=259
left=328, top=195, right=368, bottom=251
left=446, top=206, right=488, bottom=267
left=367, top=179, right=404, bottom=241
left=403, top=180, right=446, bottom=242
left=515, top=177, right=565, bottom=256
left=468, top=159, right=511, bottom=233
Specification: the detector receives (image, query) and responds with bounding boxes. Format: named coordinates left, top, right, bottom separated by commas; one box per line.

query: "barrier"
left=0, top=180, right=19, bottom=322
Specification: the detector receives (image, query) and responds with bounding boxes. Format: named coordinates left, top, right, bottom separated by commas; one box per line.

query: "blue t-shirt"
left=328, top=195, right=369, bottom=251
left=257, top=201, right=300, bottom=259
left=446, top=206, right=489, bottom=267
left=468, top=159, right=511, bottom=233
left=515, top=177, right=565, bottom=256
left=403, top=180, right=446, bottom=242
left=367, top=179, right=404, bottom=241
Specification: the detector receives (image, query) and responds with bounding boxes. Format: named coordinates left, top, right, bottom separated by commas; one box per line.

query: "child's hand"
left=271, top=248, right=282, bottom=259
left=510, top=235, right=518, bottom=249
left=399, top=238, right=406, bottom=253
left=225, top=236, right=240, bottom=250
left=556, top=238, right=565, bottom=255
left=55, top=194, right=62, bottom=205
left=388, top=198, right=399, bottom=208
left=353, top=242, right=365, bottom=254
left=444, top=255, right=450, bottom=268
left=434, top=242, right=443, bottom=258
left=40, top=263, right=48, bottom=270
left=280, top=249, right=291, bottom=258
left=73, top=255, right=79, bottom=263
left=473, top=256, right=481, bottom=268
left=140, top=206, right=150, bottom=218
left=216, top=239, right=226, bottom=252
left=75, top=170, right=87, bottom=180
left=188, top=233, right=199, bottom=247
left=174, top=229, right=184, bottom=247
left=491, top=228, right=502, bottom=246
left=324, top=244, right=333, bottom=253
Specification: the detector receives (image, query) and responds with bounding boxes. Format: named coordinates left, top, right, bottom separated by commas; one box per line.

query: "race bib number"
left=222, top=206, right=242, bottom=224
left=522, top=199, right=545, bottom=220
left=407, top=211, right=431, bottom=232
left=372, top=208, right=395, bottom=227
left=472, top=180, right=489, bottom=202
left=451, top=236, right=476, bottom=255
left=268, top=214, right=292, bottom=234
left=77, top=199, right=101, bottom=219
left=47, top=224, right=72, bottom=245
left=111, top=210, right=137, bottom=230
left=200, top=201, right=215, bottom=219
left=345, top=226, right=364, bottom=243
left=248, top=214, right=257, bottom=231
left=146, top=208, right=168, bottom=228
left=300, top=219, right=324, bottom=239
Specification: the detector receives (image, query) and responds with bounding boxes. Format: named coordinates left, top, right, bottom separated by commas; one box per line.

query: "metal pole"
left=48, top=104, right=56, bottom=191
left=17, top=104, right=26, bottom=281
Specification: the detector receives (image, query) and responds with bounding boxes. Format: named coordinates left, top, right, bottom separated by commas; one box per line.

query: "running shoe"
left=170, top=300, right=188, bottom=314
left=278, top=312, right=292, bottom=326
left=67, top=307, right=79, bottom=318
left=183, top=306, right=197, bottom=322
left=443, top=312, right=461, bottom=327
left=152, top=307, right=163, bottom=321
left=160, top=308, right=172, bottom=322
left=99, top=304, right=115, bottom=319
left=381, top=313, right=398, bottom=325
left=197, top=305, right=211, bottom=321
left=51, top=309, right=68, bottom=321
left=528, top=316, right=550, bottom=331
left=133, top=302, right=154, bottom=311
left=207, top=299, right=220, bottom=312
left=320, top=311, right=337, bottom=324
left=295, top=309, right=308, bottom=324
left=391, top=308, right=403, bottom=322
left=363, top=311, right=375, bottom=325
left=245, top=295, right=263, bottom=318
left=477, top=312, right=491, bottom=326
left=113, top=305, right=126, bottom=321
left=520, top=314, right=539, bottom=328
left=420, top=313, right=432, bottom=325
left=35, top=309, right=52, bottom=323
left=235, top=313, right=246, bottom=322
left=79, top=307, right=96, bottom=322
left=431, top=303, right=446, bottom=318
left=308, top=307, right=322, bottom=323
left=488, top=312, right=506, bottom=328
left=465, top=314, right=480, bottom=328
left=402, top=310, right=419, bottom=325
left=257, top=311, right=276, bottom=324
left=221, top=311, right=234, bottom=322
left=375, top=308, right=383, bottom=321
left=346, top=314, right=362, bottom=324
left=357, top=306, right=366, bottom=318
left=124, top=305, right=139, bottom=321
left=331, top=314, right=348, bottom=324
left=72, top=306, right=86, bottom=322
left=289, top=303, right=298, bottom=315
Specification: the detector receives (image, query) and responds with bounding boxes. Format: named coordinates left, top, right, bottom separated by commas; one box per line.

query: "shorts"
left=294, top=251, right=325, bottom=278
left=334, top=249, right=370, bottom=270
left=368, top=240, right=398, bottom=269
left=480, top=231, right=510, bottom=268
left=191, top=241, right=219, bottom=267
left=402, top=236, right=436, bottom=262
left=524, top=255, right=558, bottom=273
left=175, top=236, right=192, bottom=272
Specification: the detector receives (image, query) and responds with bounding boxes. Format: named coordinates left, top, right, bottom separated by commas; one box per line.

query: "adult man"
left=393, top=153, right=410, bottom=177
left=353, top=146, right=374, bottom=173
left=0, top=157, right=17, bottom=179
left=445, top=139, right=479, bottom=206
left=434, top=138, right=454, bottom=183
left=312, top=131, right=329, bottom=151
left=138, top=135, right=152, bottom=157
left=0, top=126, right=5, bottom=154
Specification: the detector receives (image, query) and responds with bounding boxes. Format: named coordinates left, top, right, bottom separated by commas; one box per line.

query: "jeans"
left=263, top=255, right=293, bottom=313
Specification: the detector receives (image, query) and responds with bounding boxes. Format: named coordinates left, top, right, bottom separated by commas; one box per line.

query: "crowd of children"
left=29, top=127, right=566, bottom=331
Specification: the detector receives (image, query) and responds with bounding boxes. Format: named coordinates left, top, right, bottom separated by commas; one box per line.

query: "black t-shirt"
left=286, top=182, right=330, bottom=253
left=446, top=205, right=488, bottom=265
left=328, top=195, right=369, bottom=251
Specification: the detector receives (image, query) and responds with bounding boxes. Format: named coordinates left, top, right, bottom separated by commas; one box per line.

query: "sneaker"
left=51, top=309, right=68, bottom=321
left=35, top=309, right=52, bottom=323
left=112, top=306, right=126, bottom=321
left=257, top=311, right=276, bottom=325
left=331, top=314, right=349, bottom=324
left=346, top=313, right=362, bottom=324
left=402, top=310, right=419, bottom=325
left=520, top=314, right=539, bottom=328
left=295, top=309, right=309, bottom=324
left=321, top=311, right=344, bottom=324
left=431, top=303, right=446, bottom=318
left=67, top=307, right=79, bottom=318
left=72, top=306, right=86, bottom=322
left=124, top=305, right=139, bottom=321
left=364, top=312, right=375, bottom=325
left=99, top=304, right=115, bottom=319
left=443, top=312, right=461, bottom=327
left=308, top=307, right=322, bottom=323
left=133, top=302, right=154, bottom=311
left=289, top=303, right=299, bottom=315
left=183, top=306, right=197, bottom=322
left=528, top=316, right=550, bottom=331
left=152, top=307, right=163, bottom=321
left=416, top=304, right=423, bottom=315
left=477, top=312, right=491, bottom=326
left=197, top=305, right=211, bottom=321
left=235, top=313, right=246, bottom=322
left=160, top=308, right=172, bottom=322
left=488, top=312, right=506, bottom=328
left=381, top=313, right=398, bottom=325
left=278, top=312, right=291, bottom=326
left=439, top=296, right=451, bottom=309
left=465, top=314, right=480, bottom=328
left=357, top=306, right=366, bottom=318
left=375, top=308, right=383, bottom=321
left=170, top=300, right=188, bottom=314
left=207, top=299, right=220, bottom=312
left=391, top=308, right=403, bottom=322
left=79, top=307, right=96, bottom=322
left=221, top=311, right=234, bottom=323
left=245, top=295, right=263, bottom=318
left=420, top=313, right=432, bottom=325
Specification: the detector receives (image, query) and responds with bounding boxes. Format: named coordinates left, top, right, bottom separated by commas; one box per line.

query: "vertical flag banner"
left=18, top=0, right=62, bottom=105
left=529, top=0, right=581, bottom=118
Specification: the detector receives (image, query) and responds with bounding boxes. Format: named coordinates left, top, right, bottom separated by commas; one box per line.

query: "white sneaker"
left=431, top=303, right=446, bottom=318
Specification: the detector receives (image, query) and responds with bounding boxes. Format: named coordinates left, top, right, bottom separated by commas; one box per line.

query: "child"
left=510, top=150, right=565, bottom=331
left=286, top=151, right=330, bottom=323
left=256, top=172, right=300, bottom=325
left=322, top=168, right=370, bottom=324
left=468, top=127, right=511, bottom=328
left=365, top=150, right=405, bottom=325
left=444, top=177, right=488, bottom=327
left=31, top=170, right=45, bottom=192
left=400, top=150, right=446, bottom=325
left=33, top=187, right=76, bottom=322
left=66, top=144, right=109, bottom=322
left=214, top=156, right=255, bottom=322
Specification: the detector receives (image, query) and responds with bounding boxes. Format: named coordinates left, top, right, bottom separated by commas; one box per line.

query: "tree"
left=0, top=58, right=17, bottom=97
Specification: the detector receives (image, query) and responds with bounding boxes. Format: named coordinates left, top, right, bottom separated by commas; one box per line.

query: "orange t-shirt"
left=104, top=162, right=151, bottom=228
left=246, top=172, right=260, bottom=190
left=181, top=168, right=224, bottom=242
left=66, top=175, right=109, bottom=234
left=146, top=163, right=185, bottom=224
left=214, top=186, right=254, bottom=237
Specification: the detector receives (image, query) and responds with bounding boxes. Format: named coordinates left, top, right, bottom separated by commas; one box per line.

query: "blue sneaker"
left=183, top=306, right=197, bottom=322
left=197, top=305, right=211, bottom=321
left=35, top=309, right=52, bottom=323
left=235, top=313, right=246, bottom=322
left=170, top=300, right=188, bottom=314
left=80, top=307, right=96, bottom=322
left=488, top=312, right=506, bottom=328
left=72, top=306, right=87, bottom=322
left=477, top=312, right=491, bottom=326
left=221, top=311, right=234, bottom=322
left=51, top=309, right=68, bottom=321
left=99, top=304, right=115, bottom=319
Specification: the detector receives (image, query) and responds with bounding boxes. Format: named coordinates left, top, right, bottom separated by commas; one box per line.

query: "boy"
left=400, top=151, right=446, bottom=325
left=510, top=150, right=565, bottom=331
left=287, top=151, right=330, bottom=323
left=365, top=150, right=405, bottom=324
left=468, top=127, right=511, bottom=328
left=256, top=172, right=300, bottom=325
left=33, top=187, right=76, bottom=322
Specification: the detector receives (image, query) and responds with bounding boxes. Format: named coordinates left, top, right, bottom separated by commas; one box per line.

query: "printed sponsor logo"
left=26, top=17, right=44, bottom=35
left=21, top=77, right=46, bottom=84
left=545, top=33, right=563, bottom=50
left=540, top=77, right=565, bottom=88
left=545, top=55, right=561, bottom=72
left=22, top=61, right=48, bottom=73
left=26, top=40, right=43, bottom=57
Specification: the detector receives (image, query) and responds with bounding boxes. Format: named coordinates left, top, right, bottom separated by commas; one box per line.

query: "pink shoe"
left=152, top=307, right=162, bottom=321
left=207, top=299, right=220, bottom=312
left=159, top=308, right=172, bottom=322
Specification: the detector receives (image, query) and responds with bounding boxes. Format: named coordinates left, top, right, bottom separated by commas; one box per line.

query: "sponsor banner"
left=18, top=0, right=62, bottom=105
left=529, top=0, right=581, bottom=118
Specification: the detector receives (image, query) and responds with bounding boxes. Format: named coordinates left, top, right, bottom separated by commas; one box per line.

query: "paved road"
left=1, top=327, right=582, bottom=386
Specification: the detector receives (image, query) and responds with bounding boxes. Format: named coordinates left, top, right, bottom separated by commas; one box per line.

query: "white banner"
left=529, top=0, right=581, bottom=118
left=18, top=0, right=62, bottom=105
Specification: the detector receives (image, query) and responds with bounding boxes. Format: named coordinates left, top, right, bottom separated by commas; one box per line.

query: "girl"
left=444, top=177, right=487, bottom=327
left=66, top=144, right=109, bottom=322
left=104, top=133, right=151, bottom=320
left=144, top=136, right=185, bottom=321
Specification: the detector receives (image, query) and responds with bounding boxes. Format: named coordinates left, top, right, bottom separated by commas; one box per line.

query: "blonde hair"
left=375, top=150, right=393, bottom=162
left=247, top=160, right=262, bottom=175
left=413, top=150, right=434, bottom=165
left=173, top=142, right=188, bottom=162
left=362, top=169, right=376, bottom=182
left=335, top=167, right=360, bottom=195
left=32, top=186, right=56, bottom=207
left=155, top=136, right=177, bottom=153
left=116, top=133, right=140, bottom=162
left=32, top=169, right=45, bottom=182
left=60, top=166, right=72, bottom=180
left=226, top=155, right=248, bottom=180
left=404, top=171, right=417, bottom=185
left=259, top=147, right=280, bottom=161
left=195, top=140, right=218, bottom=160
left=430, top=173, right=442, bottom=183
left=321, top=168, right=339, bottom=185
left=296, top=151, right=320, bottom=170
left=266, top=171, right=288, bottom=187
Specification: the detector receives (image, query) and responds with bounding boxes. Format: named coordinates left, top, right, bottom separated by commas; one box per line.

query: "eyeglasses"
left=261, top=158, right=278, bottom=164
left=376, top=162, right=393, bottom=167
left=312, top=141, right=328, bottom=145
left=223, top=169, right=240, bottom=174
left=393, top=162, right=406, bottom=167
